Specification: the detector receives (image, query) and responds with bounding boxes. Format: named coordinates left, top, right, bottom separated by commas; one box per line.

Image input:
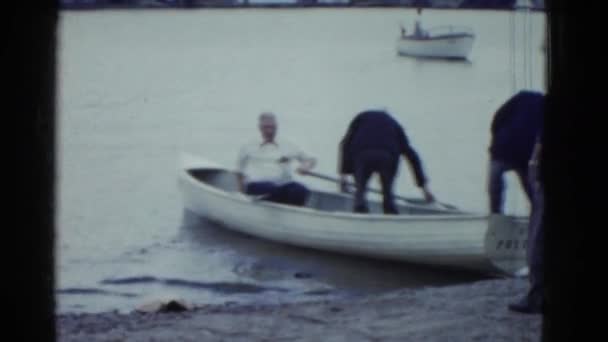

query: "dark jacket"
left=489, top=90, right=544, bottom=169
left=338, top=110, right=427, bottom=187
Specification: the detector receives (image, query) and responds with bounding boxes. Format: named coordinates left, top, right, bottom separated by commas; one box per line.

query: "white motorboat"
left=396, top=25, right=475, bottom=60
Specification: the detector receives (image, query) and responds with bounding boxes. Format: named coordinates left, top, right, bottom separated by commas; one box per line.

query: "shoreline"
left=57, top=277, right=541, bottom=341
left=60, top=6, right=545, bottom=11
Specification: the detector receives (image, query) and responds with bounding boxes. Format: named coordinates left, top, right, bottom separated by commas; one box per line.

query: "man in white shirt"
left=237, top=112, right=316, bottom=206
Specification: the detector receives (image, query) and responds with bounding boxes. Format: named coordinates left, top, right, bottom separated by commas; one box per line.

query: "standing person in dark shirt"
left=508, top=33, right=548, bottom=316
left=488, top=90, right=544, bottom=214
left=338, top=109, right=435, bottom=214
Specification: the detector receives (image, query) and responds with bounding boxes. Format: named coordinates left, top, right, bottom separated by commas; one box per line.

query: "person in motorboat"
left=337, top=109, right=435, bottom=214
left=487, top=90, right=544, bottom=215
left=236, top=112, right=316, bottom=206
left=413, top=7, right=428, bottom=38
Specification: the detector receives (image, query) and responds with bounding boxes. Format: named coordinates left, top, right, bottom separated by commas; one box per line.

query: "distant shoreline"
left=60, top=4, right=545, bottom=12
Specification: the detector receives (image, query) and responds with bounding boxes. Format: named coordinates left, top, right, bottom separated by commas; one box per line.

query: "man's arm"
left=337, top=114, right=362, bottom=175
left=401, top=147, right=435, bottom=202
left=397, top=125, right=426, bottom=187
left=338, top=140, right=351, bottom=176
left=296, top=155, right=316, bottom=174
left=398, top=126, right=435, bottom=202
left=528, top=138, right=542, bottom=188
left=288, top=141, right=316, bottom=175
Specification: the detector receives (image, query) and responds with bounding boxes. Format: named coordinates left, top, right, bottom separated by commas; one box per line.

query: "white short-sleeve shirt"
left=237, top=138, right=310, bottom=185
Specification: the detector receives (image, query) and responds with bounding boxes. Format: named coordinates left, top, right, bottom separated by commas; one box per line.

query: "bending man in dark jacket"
left=338, top=110, right=435, bottom=214
left=488, top=90, right=544, bottom=214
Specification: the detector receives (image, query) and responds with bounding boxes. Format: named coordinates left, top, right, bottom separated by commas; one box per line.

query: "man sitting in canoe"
left=236, top=112, right=316, bottom=206
left=338, top=109, right=435, bottom=214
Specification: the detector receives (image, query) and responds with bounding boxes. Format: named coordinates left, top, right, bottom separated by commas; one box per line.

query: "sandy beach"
left=57, top=277, right=541, bottom=341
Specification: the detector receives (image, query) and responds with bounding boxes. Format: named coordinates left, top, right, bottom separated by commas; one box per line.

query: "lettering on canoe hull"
left=484, top=214, right=528, bottom=275
left=496, top=239, right=527, bottom=250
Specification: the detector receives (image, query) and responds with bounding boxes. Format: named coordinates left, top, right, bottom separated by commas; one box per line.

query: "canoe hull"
left=177, top=154, right=527, bottom=275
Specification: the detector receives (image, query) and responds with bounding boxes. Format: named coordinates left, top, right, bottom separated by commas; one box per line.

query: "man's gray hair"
left=259, top=112, right=276, bottom=122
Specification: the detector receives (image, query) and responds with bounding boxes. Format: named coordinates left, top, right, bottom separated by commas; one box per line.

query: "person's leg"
left=378, top=153, right=399, bottom=214
left=509, top=182, right=544, bottom=314
left=353, top=152, right=376, bottom=213
left=488, top=159, right=510, bottom=214
left=281, top=182, right=310, bottom=206
left=528, top=182, right=545, bottom=306
left=245, top=182, right=280, bottom=201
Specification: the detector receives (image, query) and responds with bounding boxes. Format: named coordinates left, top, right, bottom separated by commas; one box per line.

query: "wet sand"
left=57, top=277, right=541, bottom=341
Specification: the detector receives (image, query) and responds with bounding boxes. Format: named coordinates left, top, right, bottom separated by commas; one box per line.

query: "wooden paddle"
left=303, top=170, right=460, bottom=211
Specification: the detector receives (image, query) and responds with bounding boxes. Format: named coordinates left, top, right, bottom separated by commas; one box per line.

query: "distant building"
left=459, top=0, right=514, bottom=9
left=185, top=0, right=240, bottom=6
left=295, top=0, right=351, bottom=5
left=60, top=0, right=107, bottom=8
left=231, top=0, right=297, bottom=4
left=350, top=0, right=414, bottom=6
left=430, top=0, right=464, bottom=8
left=523, top=0, right=544, bottom=9
left=322, top=0, right=350, bottom=3
left=137, top=0, right=176, bottom=6
left=59, top=0, right=542, bottom=9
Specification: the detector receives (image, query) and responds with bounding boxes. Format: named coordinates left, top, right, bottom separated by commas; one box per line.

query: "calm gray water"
left=56, top=8, right=546, bottom=314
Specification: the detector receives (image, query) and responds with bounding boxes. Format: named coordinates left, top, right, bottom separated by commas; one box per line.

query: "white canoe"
left=396, top=26, right=475, bottom=60
left=177, top=153, right=528, bottom=276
